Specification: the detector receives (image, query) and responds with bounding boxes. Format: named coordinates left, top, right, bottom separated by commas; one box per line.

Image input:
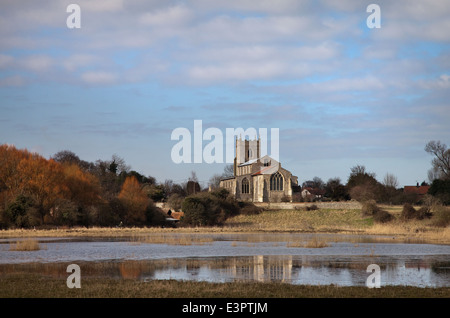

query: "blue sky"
left=1, top=0, right=449, bottom=188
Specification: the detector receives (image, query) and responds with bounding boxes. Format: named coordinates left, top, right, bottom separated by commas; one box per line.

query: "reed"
left=287, top=236, right=329, bottom=248
left=9, top=239, right=41, bottom=251
left=130, top=233, right=214, bottom=245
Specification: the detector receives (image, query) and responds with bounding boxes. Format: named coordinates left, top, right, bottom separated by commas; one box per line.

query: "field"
left=1, top=205, right=449, bottom=299
left=1, top=205, right=449, bottom=244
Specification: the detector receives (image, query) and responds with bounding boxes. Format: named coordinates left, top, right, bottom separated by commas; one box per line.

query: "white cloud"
left=81, top=71, right=118, bottom=84
left=77, top=0, right=124, bottom=12
left=139, top=4, right=193, bottom=26
left=20, top=55, right=53, bottom=72
left=62, top=54, right=100, bottom=72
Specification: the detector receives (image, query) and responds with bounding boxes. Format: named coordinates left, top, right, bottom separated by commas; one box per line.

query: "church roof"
left=237, top=154, right=278, bottom=167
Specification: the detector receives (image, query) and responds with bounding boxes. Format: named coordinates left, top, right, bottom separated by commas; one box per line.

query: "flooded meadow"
left=1, top=233, right=449, bottom=288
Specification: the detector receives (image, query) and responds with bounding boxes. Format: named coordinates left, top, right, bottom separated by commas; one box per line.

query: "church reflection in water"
left=1, top=254, right=448, bottom=287
left=221, top=255, right=293, bottom=283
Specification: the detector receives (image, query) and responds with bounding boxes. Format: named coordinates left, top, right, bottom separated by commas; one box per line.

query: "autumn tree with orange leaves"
left=118, top=176, right=149, bottom=225
left=0, top=144, right=169, bottom=229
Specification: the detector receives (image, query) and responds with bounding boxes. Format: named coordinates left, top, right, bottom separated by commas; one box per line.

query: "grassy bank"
left=0, top=206, right=449, bottom=244
left=1, top=273, right=449, bottom=298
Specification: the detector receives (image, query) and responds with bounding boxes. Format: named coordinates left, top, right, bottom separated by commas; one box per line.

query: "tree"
left=118, top=176, right=148, bottom=225
left=425, top=140, right=450, bottom=180
left=324, top=178, right=349, bottom=201
left=222, top=164, right=234, bottom=178
left=428, top=179, right=450, bottom=205
left=208, top=174, right=223, bottom=190
left=382, top=173, right=399, bottom=189
left=347, top=165, right=381, bottom=202
left=52, top=150, right=81, bottom=165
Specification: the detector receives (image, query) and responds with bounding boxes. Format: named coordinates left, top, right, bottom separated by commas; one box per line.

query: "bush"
left=145, top=203, right=168, bottom=226
left=361, top=200, right=393, bottom=223
left=431, top=205, right=450, bottom=227
left=401, top=203, right=432, bottom=221
left=373, top=209, right=394, bottom=223
left=181, top=193, right=222, bottom=226
left=238, top=201, right=263, bottom=215
left=305, top=204, right=318, bottom=211
left=361, top=200, right=379, bottom=217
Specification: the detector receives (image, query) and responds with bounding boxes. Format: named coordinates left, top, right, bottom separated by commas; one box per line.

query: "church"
left=219, top=136, right=298, bottom=202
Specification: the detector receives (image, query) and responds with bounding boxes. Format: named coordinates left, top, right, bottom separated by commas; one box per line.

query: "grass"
left=129, top=233, right=213, bottom=245
left=287, top=236, right=329, bottom=248
left=0, top=205, right=449, bottom=244
left=1, top=273, right=449, bottom=298
left=9, top=239, right=41, bottom=251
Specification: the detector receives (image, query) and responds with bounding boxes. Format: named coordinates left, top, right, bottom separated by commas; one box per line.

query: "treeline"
left=295, top=164, right=450, bottom=205
left=0, top=145, right=170, bottom=229
left=0, top=145, right=260, bottom=229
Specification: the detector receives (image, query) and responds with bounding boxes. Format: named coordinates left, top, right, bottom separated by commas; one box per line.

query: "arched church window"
left=270, top=172, right=283, bottom=191
left=242, top=178, right=249, bottom=194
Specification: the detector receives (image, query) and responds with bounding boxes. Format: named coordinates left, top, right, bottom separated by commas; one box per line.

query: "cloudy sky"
left=1, top=0, right=449, bottom=188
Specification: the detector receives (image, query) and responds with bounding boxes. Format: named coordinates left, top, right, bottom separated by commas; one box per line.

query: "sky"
left=0, top=0, right=449, bottom=188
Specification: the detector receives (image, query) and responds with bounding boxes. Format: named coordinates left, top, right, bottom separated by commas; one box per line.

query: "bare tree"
left=382, top=173, right=399, bottom=189
left=425, top=140, right=450, bottom=180
left=208, top=174, right=223, bottom=190
left=189, top=170, right=198, bottom=183
left=222, top=164, right=234, bottom=178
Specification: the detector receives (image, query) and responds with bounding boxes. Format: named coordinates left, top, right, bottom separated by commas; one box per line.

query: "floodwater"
left=1, top=233, right=449, bottom=287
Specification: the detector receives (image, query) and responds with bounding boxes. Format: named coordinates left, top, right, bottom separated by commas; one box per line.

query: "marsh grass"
left=287, top=236, right=329, bottom=248
left=1, top=206, right=449, bottom=244
left=130, top=233, right=214, bottom=245
left=9, top=239, right=41, bottom=251
left=1, top=273, right=449, bottom=298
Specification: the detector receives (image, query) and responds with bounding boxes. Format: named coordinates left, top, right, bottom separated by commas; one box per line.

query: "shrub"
left=431, top=205, right=450, bottom=227
left=305, top=204, right=318, bottom=211
left=361, top=200, right=379, bottom=217
left=401, top=203, right=432, bottom=221
left=373, top=209, right=394, bottom=223
left=238, top=201, right=263, bottom=215
left=145, top=203, right=168, bottom=226
left=361, top=200, right=393, bottom=223
left=181, top=194, right=221, bottom=226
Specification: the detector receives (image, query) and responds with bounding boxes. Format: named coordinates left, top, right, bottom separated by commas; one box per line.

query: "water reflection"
left=145, top=255, right=450, bottom=287
left=1, top=233, right=449, bottom=288
left=0, top=254, right=448, bottom=287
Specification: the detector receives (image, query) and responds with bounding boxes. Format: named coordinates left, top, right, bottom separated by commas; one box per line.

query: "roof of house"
left=302, top=187, right=326, bottom=196
left=403, top=185, right=430, bottom=195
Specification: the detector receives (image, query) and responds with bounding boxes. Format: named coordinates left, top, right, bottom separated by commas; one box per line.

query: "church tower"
left=234, top=135, right=260, bottom=175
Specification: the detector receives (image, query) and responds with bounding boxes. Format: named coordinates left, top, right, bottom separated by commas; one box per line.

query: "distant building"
left=403, top=185, right=430, bottom=200
left=301, top=187, right=325, bottom=200
left=219, top=136, right=298, bottom=202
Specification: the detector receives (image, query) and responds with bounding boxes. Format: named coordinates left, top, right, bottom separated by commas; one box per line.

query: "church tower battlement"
left=234, top=135, right=260, bottom=175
